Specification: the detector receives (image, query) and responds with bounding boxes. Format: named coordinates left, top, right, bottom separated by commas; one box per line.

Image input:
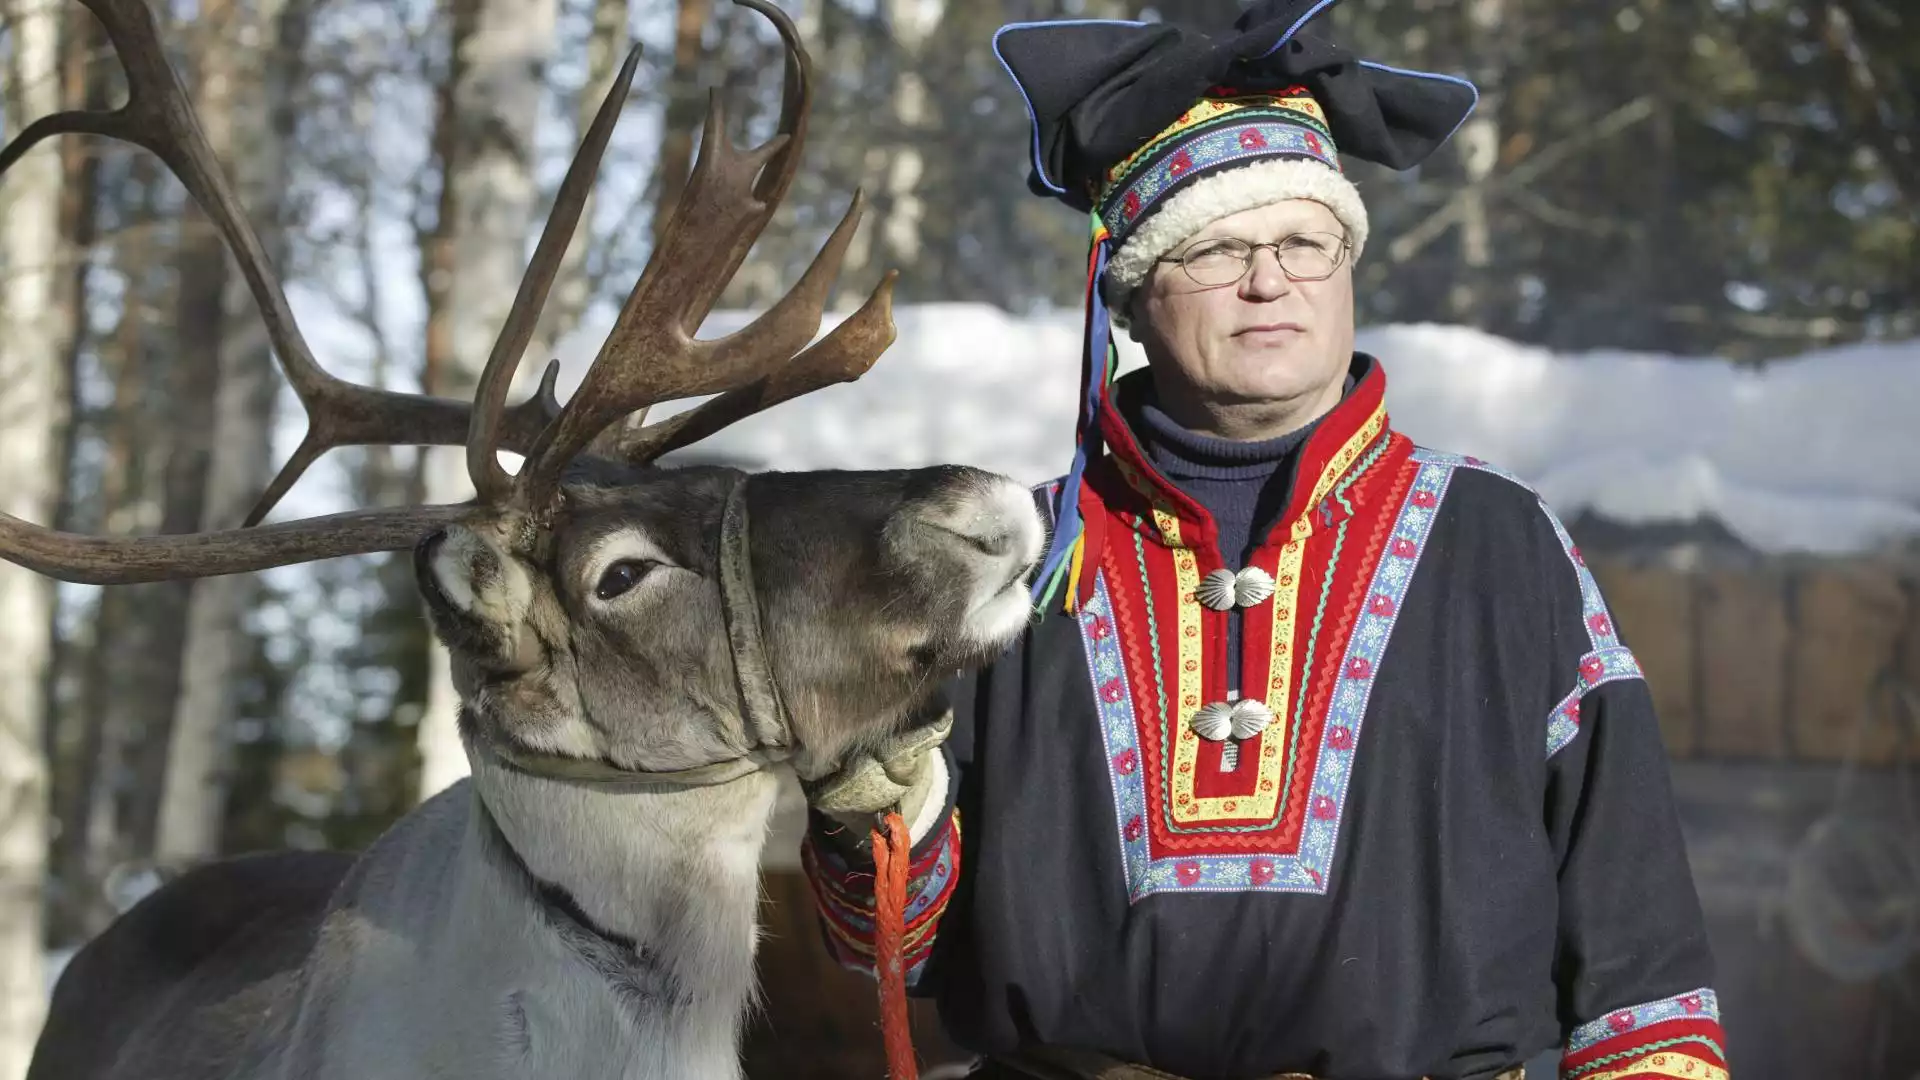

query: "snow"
left=548, top=304, right=1920, bottom=556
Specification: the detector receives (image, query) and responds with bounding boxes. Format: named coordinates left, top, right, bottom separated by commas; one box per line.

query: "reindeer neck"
left=465, top=747, right=780, bottom=1077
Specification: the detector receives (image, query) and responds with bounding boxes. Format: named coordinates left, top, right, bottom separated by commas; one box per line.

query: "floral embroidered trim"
left=1082, top=573, right=1156, bottom=886
left=1549, top=518, right=1624, bottom=654
left=1102, top=118, right=1339, bottom=226
left=1408, top=449, right=1645, bottom=761
left=1546, top=645, right=1644, bottom=758
left=1110, top=409, right=1390, bottom=828
left=1560, top=987, right=1728, bottom=1080
left=1407, top=447, right=1534, bottom=490
left=800, top=810, right=961, bottom=986
left=1081, top=456, right=1451, bottom=900
left=1414, top=449, right=1621, bottom=651
left=1103, top=93, right=1332, bottom=189
left=1567, top=988, right=1720, bottom=1054
left=1099, top=118, right=1342, bottom=234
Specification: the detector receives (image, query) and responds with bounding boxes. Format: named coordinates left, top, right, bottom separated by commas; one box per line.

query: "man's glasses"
left=1155, top=232, right=1351, bottom=286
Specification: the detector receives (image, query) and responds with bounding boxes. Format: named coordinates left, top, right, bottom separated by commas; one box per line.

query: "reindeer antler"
left=507, top=0, right=895, bottom=511
left=0, top=0, right=895, bottom=585
left=0, top=0, right=571, bottom=531
left=610, top=271, right=899, bottom=464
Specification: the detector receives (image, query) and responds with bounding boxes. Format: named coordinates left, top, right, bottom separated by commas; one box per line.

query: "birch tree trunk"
left=117, top=1, right=246, bottom=859
left=875, top=0, right=942, bottom=267
left=40, top=0, right=103, bottom=770
left=153, top=0, right=300, bottom=865
left=53, top=156, right=160, bottom=943
left=834, top=0, right=942, bottom=280
left=1447, top=0, right=1504, bottom=323
left=531, top=0, right=631, bottom=359
left=416, top=0, right=559, bottom=800
left=41, top=1, right=105, bottom=949
left=649, top=0, right=714, bottom=250
left=0, top=1, right=71, bottom=1072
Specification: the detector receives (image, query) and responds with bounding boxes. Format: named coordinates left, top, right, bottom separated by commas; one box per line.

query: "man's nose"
left=1240, top=246, right=1294, bottom=300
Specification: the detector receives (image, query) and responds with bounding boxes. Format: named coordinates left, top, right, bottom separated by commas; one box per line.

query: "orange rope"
left=871, top=811, right=919, bottom=1080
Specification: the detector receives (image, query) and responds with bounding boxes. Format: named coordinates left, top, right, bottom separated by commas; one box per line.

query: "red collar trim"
left=1092, top=356, right=1392, bottom=556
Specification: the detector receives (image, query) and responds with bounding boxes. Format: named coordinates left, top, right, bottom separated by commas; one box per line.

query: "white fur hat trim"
left=1102, top=158, right=1369, bottom=318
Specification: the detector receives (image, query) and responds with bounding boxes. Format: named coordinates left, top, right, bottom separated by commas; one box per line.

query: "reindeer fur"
left=30, top=463, right=1044, bottom=1080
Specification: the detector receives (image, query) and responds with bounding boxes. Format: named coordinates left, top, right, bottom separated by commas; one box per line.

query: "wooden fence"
left=1589, top=552, right=1920, bottom=763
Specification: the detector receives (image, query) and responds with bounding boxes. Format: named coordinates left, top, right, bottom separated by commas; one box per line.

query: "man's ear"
left=1121, top=292, right=1144, bottom=342
left=1120, top=293, right=1144, bottom=343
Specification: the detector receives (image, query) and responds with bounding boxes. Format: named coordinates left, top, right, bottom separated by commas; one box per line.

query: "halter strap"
left=719, top=474, right=793, bottom=754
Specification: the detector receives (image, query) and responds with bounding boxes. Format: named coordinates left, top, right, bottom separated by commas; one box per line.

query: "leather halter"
left=477, top=474, right=796, bottom=789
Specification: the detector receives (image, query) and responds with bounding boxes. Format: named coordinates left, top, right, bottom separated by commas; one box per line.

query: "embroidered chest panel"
left=1076, top=426, right=1459, bottom=901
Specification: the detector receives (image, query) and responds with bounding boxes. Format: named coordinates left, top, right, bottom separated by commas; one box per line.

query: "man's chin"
left=1222, top=349, right=1347, bottom=390
left=1211, top=374, right=1328, bottom=408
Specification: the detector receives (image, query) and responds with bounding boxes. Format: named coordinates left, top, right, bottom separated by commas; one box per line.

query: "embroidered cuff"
left=1560, top=988, right=1729, bottom=1080
left=799, top=809, right=961, bottom=986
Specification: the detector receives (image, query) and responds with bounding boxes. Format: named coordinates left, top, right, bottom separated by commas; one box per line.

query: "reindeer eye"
left=594, top=560, right=656, bottom=601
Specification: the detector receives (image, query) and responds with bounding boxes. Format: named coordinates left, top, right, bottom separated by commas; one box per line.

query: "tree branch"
left=1388, top=95, right=1657, bottom=264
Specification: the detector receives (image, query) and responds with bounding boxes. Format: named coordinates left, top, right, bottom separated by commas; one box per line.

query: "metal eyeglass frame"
left=1154, top=232, right=1353, bottom=286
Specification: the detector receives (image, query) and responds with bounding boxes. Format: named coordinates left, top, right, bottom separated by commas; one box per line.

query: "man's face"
left=1130, top=198, right=1356, bottom=419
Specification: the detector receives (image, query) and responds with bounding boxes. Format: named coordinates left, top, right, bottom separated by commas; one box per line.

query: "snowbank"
left=539, top=305, right=1920, bottom=556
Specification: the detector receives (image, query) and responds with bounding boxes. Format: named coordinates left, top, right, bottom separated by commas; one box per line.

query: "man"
left=798, top=3, right=1729, bottom=1078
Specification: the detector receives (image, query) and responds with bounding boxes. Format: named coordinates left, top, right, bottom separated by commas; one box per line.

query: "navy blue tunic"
left=802, top=355, right=1729, bottom=1080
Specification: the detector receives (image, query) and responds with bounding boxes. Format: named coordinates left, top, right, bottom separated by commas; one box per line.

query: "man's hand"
left=804, top=711, right=952, bottom=852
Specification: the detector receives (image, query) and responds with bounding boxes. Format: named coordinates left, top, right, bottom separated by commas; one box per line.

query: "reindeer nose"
left=413, top=528, right=463, bottom=613
left=413, top=528, right=450, bottom=576
left=934, top=518, right=1017, bottom=558
left=909, top=469, right=1045, bottom=571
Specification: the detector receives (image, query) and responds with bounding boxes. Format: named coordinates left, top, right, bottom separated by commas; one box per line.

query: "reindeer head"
left=417, top=461, right=1040, bottom=786
left=0, top=0, right=1043, bottom=786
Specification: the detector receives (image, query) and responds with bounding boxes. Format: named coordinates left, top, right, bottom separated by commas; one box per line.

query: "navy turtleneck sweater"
left=1131, top=377, right=1350, bottom=688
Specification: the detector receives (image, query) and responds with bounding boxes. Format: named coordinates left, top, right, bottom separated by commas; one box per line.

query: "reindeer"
left=3, top=2, right=1044, bottom=1078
